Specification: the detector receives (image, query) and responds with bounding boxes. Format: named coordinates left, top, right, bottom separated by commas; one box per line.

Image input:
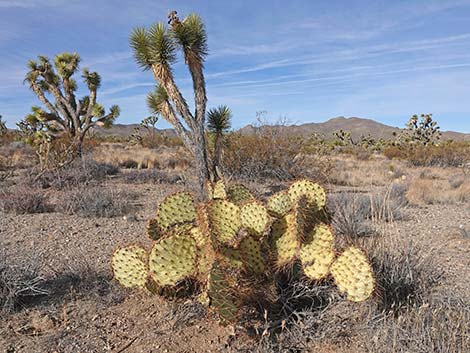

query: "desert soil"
left=1, top=179, right=469, bottom=353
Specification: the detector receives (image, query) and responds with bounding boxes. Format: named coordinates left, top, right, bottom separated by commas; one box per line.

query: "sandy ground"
left=0, top=177, right=469, bottom=352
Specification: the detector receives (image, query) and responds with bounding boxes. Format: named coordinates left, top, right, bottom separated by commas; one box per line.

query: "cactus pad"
left=288, top=180, right=326, bottom=210
left=112, top=245, right=148, bottom=288
left=149, top=233, right=197, bottom=286
left=227, top=184, right=254, bottom=206
left=156, top=192, right=197, bottom=230
left=239, top=236, right=265, bottom=274
left=240, top=201, right=270, bottom=238
left=212, top=180, right=227, bottom=199
left=299, top=224, right=335, bottom=280
left=220, top=246, right=244, bottom=269
left=271, top=214, right=299, bottom=267
left=267, top=191, right=292, bottom=218
left=208, top=262, right=240, bottom=323
left=330, top=246, right=374, bottom=302
left=208, top=200, right=241, bottom=245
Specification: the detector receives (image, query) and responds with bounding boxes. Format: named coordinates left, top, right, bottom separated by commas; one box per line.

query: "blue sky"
left=1, top=0, right=470, bottom=132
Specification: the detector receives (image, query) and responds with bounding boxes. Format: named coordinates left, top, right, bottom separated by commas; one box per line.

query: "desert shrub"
left=0, top=185, right=52, bottom=214
left=0, top=254, right=47, bottom=314
left=31, top=158, right=119, bottom=189
left=122, top=169, right=181, bottom=184
left=384, top=141, right=470, bottom=167
left=329, top=192, right=374, bottom=238
left=223, top=130, right=330, bottom=182
left=61, top=187, right=131, bottom=218
left=364, top=299, right=469, bottom=353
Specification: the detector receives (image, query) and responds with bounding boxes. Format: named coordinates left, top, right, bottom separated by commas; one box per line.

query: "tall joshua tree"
left=131, top=11, right=210, bottom=197
left=22, top=53, right=120, bottom=156
left=207, top=105, right=232, bottom=179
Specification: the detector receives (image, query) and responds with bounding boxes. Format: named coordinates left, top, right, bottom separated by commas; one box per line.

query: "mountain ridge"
left=95, top=116, right=470, bottom=141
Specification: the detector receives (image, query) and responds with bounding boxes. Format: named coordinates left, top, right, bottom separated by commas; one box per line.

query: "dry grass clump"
left=0, top=254, right=48, bottom=314
left=329, top=184, right=407, bottom=238
left=329, top=155, right=406, bottom=187
left=93, top=143, right=191, bottom=170
left=61, top=187, right=132, bottom=218
left=364, top=299, right=470, bottom=353
left=0, top=185, right=53, bottom=214
left=406, top=177, right=470, bottom=204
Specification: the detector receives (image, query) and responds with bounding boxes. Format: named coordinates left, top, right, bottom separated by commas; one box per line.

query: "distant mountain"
left=238, top=116, right=470, bottom=141
left=94, top=117, right=470, bottom=141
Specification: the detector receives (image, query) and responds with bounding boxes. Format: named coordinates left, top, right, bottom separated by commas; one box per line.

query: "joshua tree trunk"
left=193, top=128, right=211, bottom=196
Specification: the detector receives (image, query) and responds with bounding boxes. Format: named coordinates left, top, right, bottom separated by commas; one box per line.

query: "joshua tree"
left=21, top=53, right=120, bottom=156
left=401, top=113, right=441, bottom=146
left=207, top=105, right=232, bottom=178
left=141, top=115, right=159, bottom=142
left=0, top=115, right=6, bottom=136
left=131, top=11, right=210, bottom=197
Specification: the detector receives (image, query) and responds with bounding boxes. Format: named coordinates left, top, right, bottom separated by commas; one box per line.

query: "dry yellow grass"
left=406, top=177, right=470, bottom=205
left=92, top=143, right=191, bottom=171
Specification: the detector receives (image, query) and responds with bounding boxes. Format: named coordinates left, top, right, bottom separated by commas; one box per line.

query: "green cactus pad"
left=330, top=246, right=374, bottom=302
left=212, top=180, right=227, bottom=199
left=271, top=214, right=299, bottom=267
left=208, top=262, right=240, bottom=323
left=267, top=191, right=292, bottom=218
left=239, top=236, right=265, bottom=274
left=227, top=184, right=254, bottom=206
left=300, top=223, right=335, bottom=280
left=240, top=201, right=270, bottom=238
left=149, top=233, right=197, bottom=286
left=220, top=246, right=244, bottom=269
left=288, top=179, right=326, bottom=211
left=112, top=245, right=148, bottom=288
left=146, top=218, right=162, bottom=241
left=208, top=200, right=241, bottom=245
left=156, top=192, right=197, bottom=230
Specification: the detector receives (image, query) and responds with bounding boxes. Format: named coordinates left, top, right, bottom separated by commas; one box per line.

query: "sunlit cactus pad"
left=330, top=246, right=375, bottom=302
left=112, top=245, right=148, bottom=288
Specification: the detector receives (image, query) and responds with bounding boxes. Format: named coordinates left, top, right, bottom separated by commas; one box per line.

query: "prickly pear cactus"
left=111, top=179, right=375, bottom=324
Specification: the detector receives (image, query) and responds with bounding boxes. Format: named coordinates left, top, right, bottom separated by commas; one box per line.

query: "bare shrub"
left=223, top=128, right=331, bottom=182
left=0, top=254, right=48, bottom=314
left=364, top=299, right=470, bottom=353
left=0, top=185, right=52, bottom=214
left=31, top=158, right=119, bottom=189
left=61, top=187, right=131, bottom=218
left=122, top=169, right=181, bottom=184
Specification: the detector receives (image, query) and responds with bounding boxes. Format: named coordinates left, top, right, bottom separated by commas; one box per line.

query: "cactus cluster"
left=112, top=179, right=375, bottom=323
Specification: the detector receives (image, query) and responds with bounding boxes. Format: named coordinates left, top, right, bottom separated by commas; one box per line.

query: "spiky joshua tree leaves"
left=112, top=179, right=376, bottom=324
left=131, top=11, right=210, bottom=198
left=400, top=113, right=441, bottom=146
left=207, top=105, right=232, bottom=179
left=21, top=52, right=120, bottom=156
